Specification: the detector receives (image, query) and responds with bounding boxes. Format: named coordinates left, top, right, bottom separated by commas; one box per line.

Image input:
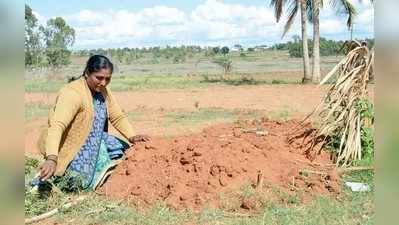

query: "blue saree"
left=65, top=92, right=129, bottom=190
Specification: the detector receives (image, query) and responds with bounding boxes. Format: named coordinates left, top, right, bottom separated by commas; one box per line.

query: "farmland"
left=25, top=50, right=374, bottom=225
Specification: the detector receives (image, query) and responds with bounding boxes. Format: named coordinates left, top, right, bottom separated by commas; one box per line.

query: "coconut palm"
left=311, top=0, right=357, bottom=83
left=269, top=0, right=357, bottom=83
left=270, top=0, right=311, bottom=83
left=299, top=0, right=312, bottom=83
left=311, top=0, right=321, bottom=83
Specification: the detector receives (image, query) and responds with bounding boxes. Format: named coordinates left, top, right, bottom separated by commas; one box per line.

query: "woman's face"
left=85, top=68, right=112, bottom=92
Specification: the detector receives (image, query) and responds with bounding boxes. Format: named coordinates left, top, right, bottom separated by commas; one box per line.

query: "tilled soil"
left=100, top=118, right=340, bottom=211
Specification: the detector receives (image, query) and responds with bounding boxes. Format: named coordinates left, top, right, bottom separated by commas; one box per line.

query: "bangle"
left=45, top=155, right=58, bottom=164
left=46, top=158, right=57, bottom=164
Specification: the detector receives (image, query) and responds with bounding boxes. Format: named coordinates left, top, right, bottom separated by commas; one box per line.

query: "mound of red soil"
left=100, top=118, right=340, bottom=211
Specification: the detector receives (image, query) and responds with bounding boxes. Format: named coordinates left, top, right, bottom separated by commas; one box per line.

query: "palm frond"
left=306, top=0, right=313, bottom=23
left=329, top=0, right=357, bottom=29
left=282, top=0, right=299, bottom=37
left=270, top=0, right=288, bottom=22
left=295, top=41, right=374, bottom=166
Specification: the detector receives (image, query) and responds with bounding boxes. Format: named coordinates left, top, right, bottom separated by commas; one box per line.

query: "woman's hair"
left=82, top=54, right=114, bottom=76
left=68, top=55, right=114, bottom=82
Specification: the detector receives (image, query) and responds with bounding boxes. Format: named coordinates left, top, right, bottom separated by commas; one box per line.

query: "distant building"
left=254, top=45, right=270, bottom=51
left=230, top=47, right=241, bottom=52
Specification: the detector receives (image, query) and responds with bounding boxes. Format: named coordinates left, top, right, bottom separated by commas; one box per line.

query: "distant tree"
left=288, top=41, right=303, bottom=58
left=115, top=48, right=124, bottom=63
left=220, top=46, right=230, bottom=55
left=292, top=35, right=300, bottom=43
left=25, top=4, right=43, bottom=67
left=95, top=48, right=106, bottom=56
left=40, top=17, right=75, bottom=68
left=77, top=49, right=89, bottom=56
left=172, top=51, right=186, bottom=63
left=234, top=44, right=243, bottom=51
left=212, top=46, right=220, bottom=55
left=212, top=56, right=232, bottom=77
left=286, top=37, right=350, bottom=58
left=124, top=49, right=135, bottom=64
left=364, top=38, right=374, bottom=48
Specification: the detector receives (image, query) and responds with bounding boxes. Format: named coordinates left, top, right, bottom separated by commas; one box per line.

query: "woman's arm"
left=106, top=90, right=135, bottom=138
left=45, top=88, right=82, bottom=157
left=40, top=88, right=81, bottom=180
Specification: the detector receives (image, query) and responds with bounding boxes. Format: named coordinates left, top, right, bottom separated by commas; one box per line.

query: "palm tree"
left=299, top=0, right=311, bottom=83
left=311, top=0, right=321, bottom=83
left=270, top=0, right=311, bottom=83
left=311, top=0, right=356, bottom=83
left=269, top=0, right=357, bottom=83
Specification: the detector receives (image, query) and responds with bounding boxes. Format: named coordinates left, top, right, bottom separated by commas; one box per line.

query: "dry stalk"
left=293, top=41, right=374, bottom=166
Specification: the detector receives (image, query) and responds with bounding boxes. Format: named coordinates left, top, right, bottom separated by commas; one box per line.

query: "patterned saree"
left=63, top=92, right=129, bottom=190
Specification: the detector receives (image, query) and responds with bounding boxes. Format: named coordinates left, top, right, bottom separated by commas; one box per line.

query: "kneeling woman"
left=39, top=55, right=149, bottom=190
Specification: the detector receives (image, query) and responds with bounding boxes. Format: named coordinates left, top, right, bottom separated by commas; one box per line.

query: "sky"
left=26, top=0, right=374, bottom=50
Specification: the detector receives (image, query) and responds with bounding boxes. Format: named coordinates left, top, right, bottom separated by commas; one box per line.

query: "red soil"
left=100, top=118, right=340, bottom=211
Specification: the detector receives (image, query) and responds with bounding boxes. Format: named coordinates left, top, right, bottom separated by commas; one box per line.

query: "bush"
left=357, top=98, right=374, bottom=162
left=220, top=46, right=229, bottom=55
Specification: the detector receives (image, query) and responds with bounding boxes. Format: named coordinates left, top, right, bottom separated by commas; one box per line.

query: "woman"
left=39, top=55, right=149, bottom=190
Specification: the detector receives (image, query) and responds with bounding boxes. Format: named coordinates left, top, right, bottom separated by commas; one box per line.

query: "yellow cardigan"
left=44, top=77, right=135, bottom=176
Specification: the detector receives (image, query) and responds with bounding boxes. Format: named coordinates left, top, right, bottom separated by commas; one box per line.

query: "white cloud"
left=356, top=7, right=374, bottom=30
left=189, top=0, right=279, bottom=40
left=55, top=0, right=373, bottom=49
left=347, top=0, right=373, bottom=7
left=320, top=19, right=346, bottom=34
left=138, top=6, right=186, bottom=25
left=308, top=0, right=374, bottom=39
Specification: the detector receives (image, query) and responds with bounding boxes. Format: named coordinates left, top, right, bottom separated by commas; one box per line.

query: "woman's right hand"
left=39, top=155, right=57, bottom=181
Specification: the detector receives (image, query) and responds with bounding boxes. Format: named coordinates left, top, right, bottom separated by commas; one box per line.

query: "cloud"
left=356, top=7, right=374, bottom=33
left=138, top=6, right=186, bottom=25
left=53, top=0, right=373, bottom=49
left=320, top=19, right=347, bottom=34
left=189, top=0, right=280, bottom=41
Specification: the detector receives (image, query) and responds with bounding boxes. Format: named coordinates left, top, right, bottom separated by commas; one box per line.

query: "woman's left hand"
left=128, top=134, right=150, bottom=144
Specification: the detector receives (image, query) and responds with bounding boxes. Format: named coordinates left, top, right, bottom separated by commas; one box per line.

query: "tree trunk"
left=312, top=0, right=321, bottom=83
left=300, top=0, right=311, bottom=84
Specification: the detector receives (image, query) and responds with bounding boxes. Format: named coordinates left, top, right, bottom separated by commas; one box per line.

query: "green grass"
left=127, top=111, right=147, bottom=121
left=25, top=50, right=341, bottom=93
left=24, top=75, right=203, bottom=92
left=163, top=108, right=289, bottom=126
left=25, top=73, right=303, bottom=93
left=161, top=108, right=237, bottom=134
left=55, top=197, right=193, bottom=225
left=110, top=75, right=205, bottom=91
left=25, top=79, right=65, bottom=92
left=267, top=109, right=292, bottom=121
left=24, top=156, right=374, bottom=225
left=25, top=156, right=39, bottom=175
left=162, top=108, right=266, bottom=133
left=164, top=108, right=236, bottom=125
left=200, top=75, right=300, bottom=86
left=25, top=102, right=51, bottom=121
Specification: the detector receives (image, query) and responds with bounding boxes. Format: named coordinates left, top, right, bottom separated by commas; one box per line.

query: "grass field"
left=25, top=50, right=340, bottom=92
